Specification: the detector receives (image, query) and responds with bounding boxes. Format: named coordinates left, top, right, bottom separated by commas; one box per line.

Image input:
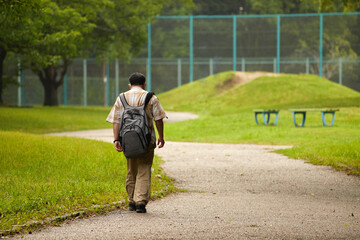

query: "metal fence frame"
left=153, top=12, right=360, bottom=85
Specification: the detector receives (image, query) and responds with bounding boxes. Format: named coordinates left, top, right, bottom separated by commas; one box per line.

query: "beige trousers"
left=126, top=149, right=154, bottom=205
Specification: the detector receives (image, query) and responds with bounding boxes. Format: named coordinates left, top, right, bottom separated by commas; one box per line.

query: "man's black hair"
left=129, top=72, right=146, bottom=86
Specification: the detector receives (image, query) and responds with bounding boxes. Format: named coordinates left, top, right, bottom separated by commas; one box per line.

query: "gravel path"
left=46, top=111, right=198, bottom=141
left=20, top=112, right=360, bottom=239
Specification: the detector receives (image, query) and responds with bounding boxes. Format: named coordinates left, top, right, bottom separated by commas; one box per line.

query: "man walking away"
left=106, top=72, right=166, bottom=213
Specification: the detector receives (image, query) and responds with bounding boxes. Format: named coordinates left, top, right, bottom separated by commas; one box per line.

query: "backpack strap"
left=119, top=93, right=130, bottom=109
left=144, top=92, right=155, bottom=109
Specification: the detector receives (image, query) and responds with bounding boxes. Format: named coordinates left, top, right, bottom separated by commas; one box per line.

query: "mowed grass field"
left=158, top=72, right=360, bottom=175
left=0, top=107, right=175, bottom=233
left=0, top=106, right=110, bottom=134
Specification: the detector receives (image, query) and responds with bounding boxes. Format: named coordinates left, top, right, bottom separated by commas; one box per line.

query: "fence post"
left=115, top=59, right=119, bottom=96
left=106, top=62, right=109, bottom=107
left=21, top=65, right=24, bottom=105
left=273, top=58, right=277, bottom=73
left=17, top=59, right=22, bottom=106
left=276, top=15, right=281, bottom=73
left=189, top=16, right=194, bottom=82
left=64, top=74, right=67, bottom=106
left=177, top=58, right=182, bottom=87
left=83, top=59, right=87, bottom=106
left=209, top=58, right=214, bottom=75
left=233, top=15, right=237, bottom=71
left=241, top=58, right=245, bottom=72
left=102, top=62, right=106, bottom=106
left=147, top=22, right=152, bottom=91
left=306, top=57, right=309, bottom=74
left=339, top=57, right=342, bottom=85
left=319, top=14, right=323, bottom=77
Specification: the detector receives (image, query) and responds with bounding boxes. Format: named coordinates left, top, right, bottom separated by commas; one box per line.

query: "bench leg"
left=255, top=112, right=279, bottom=126
left=274, top=112, right=279, bottom=125
left=321, top=112, right=336, bottom=126
left=293, top=112, right=306, bottom=127
left=266, top=112, right=279, bottom=126
left=254, top=112, right=260, bottom=125
left=262, top=112, right=270, bottom=125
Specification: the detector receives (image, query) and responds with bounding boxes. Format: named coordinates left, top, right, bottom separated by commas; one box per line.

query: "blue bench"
left=289, top=109, right=339, bottom=127
left=253, top=109, right=279, bottom=126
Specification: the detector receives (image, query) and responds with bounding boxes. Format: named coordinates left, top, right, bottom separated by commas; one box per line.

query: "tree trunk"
left=43, top=79, right=59, bottom=106
left=0, top=46, right=7, bottom=104
left=37, top=62, right=67, bottom=106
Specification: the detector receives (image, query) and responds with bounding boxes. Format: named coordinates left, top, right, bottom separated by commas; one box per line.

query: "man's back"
left=106, top=86, right=166, bottom=146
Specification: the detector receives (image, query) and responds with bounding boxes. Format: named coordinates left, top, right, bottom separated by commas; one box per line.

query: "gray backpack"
left=118, top=92, right=154, bottom=158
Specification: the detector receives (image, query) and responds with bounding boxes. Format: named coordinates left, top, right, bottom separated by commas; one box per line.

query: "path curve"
left=21, top=113, right=360, bottom=239
left=46, top=111, right=198, bottom=142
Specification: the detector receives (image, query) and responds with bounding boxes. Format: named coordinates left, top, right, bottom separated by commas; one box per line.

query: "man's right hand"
left=114, top=141, right=123, bottom=152
left=157, top=138, right=165, bottom=148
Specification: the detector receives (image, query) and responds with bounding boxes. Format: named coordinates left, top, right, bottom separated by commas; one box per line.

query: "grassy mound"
left=158, top=71, right=360, bottom=175
left=159, top=71, right=360, bottom=114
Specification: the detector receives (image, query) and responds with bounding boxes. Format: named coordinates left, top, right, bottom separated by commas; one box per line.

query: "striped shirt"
left=106, top=86, right=166, bottom=145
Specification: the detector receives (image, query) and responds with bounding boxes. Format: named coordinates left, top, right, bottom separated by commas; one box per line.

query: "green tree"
left=2, top=0, right=193, bottom=106
left=0, top=0, right=41, bottom=104
left=34, top=0, right=195, bottom=106
left=316, top=0, right=360, bottom=12
left=29, top=0, right=95, bottom=106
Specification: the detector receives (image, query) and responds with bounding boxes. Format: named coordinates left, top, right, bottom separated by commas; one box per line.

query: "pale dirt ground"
left=216, top=71, right=280, bottom=94
left=17, top=111, right=360, bottom=239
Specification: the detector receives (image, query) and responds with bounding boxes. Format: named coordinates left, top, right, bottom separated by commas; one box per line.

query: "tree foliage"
left=191, top=0, right=359, bottom=14
left=0, top=0, right=42, bottom=103
left=28, top=0, right=97, bottom=105
left=316, top=0, right=360, bottom=12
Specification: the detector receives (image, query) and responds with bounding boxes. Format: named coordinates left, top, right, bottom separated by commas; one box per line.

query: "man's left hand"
left=114, top=141, right=123, bottom=152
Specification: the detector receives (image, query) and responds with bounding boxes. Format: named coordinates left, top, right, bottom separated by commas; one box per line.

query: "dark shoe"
left=135, top=204, right=147, bottom=213
left=128, top=202, right=136, bottom=211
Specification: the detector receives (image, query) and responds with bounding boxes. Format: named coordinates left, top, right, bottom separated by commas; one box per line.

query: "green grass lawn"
left=0, top=108, right=175, bottom=233
left=158, top=72, right=360, bottom=175
left=0, top=106, right=111, bottom=134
